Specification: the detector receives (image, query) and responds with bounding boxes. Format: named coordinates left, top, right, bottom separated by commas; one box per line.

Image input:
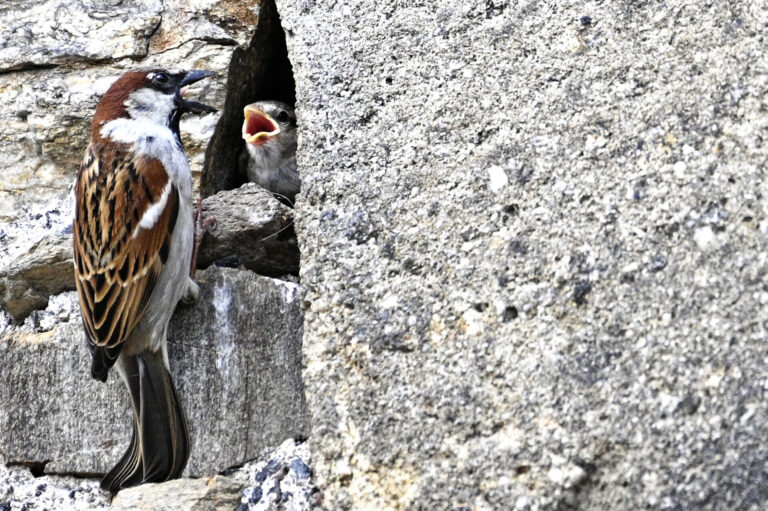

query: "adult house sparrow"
left=73, top=68, right=216, bottom=493
left=239, top=101, right=300, bottom=204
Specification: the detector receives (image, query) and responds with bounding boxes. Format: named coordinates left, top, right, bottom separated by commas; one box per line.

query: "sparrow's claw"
left=180, top=278, right=200, bottom=305
left=201, top=217, right=216, bottom=231
left=190, top=198, right=216, bottom=278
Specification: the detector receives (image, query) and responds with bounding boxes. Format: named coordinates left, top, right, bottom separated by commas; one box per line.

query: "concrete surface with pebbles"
left=3, top=0, right=768, bottom=509
left=238, top=439, right=315, bottom=511
left=280, top=0, right=768, bottom=508
left=0, top=456, right=108, bottom=511
left=0, top=441, right=314, bottom=511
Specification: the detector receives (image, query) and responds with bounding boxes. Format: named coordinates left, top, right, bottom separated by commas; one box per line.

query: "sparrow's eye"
left=153, top=72, right=169, bottom=85
left=276, top=110, right=290, bottom=123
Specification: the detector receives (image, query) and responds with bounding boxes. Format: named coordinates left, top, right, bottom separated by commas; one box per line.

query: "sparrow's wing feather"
left=74, top=144, right=179, bottom=355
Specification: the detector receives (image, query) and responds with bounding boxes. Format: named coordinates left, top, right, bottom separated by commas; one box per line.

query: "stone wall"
left=0, top=0, right=243, bottom=271
left=1, top=266, right=307, bottom=477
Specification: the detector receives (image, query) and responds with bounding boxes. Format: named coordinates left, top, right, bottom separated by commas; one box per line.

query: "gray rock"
left=0, top=266, right=308, bottom=478
left=0, top=1, right=162, bottom=71
left=148, top=0, right=256, bottom=54
left=0, top=233, right=74, bottom=322
left=197, top=183, right=299, bottom=277
left=0, top=1, right=242, bottom=278
left=239, top=439, right=314, bottom=511
left=111, top=475, right=243, bottom=511
left=0, top=455, right=109, bottom=510
left=277, top=0, right=768, bottom=508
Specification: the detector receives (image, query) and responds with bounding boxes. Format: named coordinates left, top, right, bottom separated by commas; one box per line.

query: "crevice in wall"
left=192, top=0, right=308, bottom=474
left=200, top=0, right=296, bottom=198
left=7, top=460, right=48, bottom=478
left=198, top=0, right=299, bottom=281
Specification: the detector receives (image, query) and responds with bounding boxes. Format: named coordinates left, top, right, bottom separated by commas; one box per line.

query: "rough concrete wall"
left=2, top=0, right=768, bottom=509
left=281, top=0, right=768, bottom=508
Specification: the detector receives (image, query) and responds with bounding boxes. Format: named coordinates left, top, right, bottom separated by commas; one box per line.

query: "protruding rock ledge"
left=196, top=183, right=299, bottom=277
left=111, top=476, right=242, bottom=511
left=0, top=233, right=75, bottom=322
left=1, top=184, right=298, bottom=323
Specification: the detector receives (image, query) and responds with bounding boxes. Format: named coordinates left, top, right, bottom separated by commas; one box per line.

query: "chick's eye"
left=276, top=110, right=290, bottom=123
left=153, top=72, right=169, bottom=85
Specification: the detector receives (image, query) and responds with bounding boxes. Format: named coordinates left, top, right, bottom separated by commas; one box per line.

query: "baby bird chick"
left=240, top=101, right=299, bottom=204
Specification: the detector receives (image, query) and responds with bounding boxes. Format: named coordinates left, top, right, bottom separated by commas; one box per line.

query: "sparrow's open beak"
left=178, top=70, right=218, bottom=114
left=242, top=104, right=280, bottom=145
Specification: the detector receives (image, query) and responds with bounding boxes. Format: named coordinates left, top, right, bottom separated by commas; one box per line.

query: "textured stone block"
left=196, top=183, right=299, bottom=277
left=111, top=476, right=242, bottom=511
left=0, top=233, right=75, bottom=322
left=0, top=267, right=308, bottom=478
left=278, top=0, right=768, bottom=508
left=0, top=1, right=162, bottom=71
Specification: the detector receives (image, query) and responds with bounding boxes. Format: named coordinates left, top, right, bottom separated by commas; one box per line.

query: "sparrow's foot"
left=181, top=278, right=200, bottom=305
left=190, top=197, right=216, bottom=278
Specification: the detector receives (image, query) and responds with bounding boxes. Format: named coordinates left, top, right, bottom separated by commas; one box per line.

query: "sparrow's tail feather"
left=101, top=359, right=143, bottom=492
left=101, top=351, right=189, bottom=493
left=88, top=342, right=122, bottom=383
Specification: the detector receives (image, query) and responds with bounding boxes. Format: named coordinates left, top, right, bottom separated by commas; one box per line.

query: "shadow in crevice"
left=200, top=0, right=296, bottom=198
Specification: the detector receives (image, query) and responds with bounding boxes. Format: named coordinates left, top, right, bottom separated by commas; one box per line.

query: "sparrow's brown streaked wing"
left=74, top=144, right=179, bottom=355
